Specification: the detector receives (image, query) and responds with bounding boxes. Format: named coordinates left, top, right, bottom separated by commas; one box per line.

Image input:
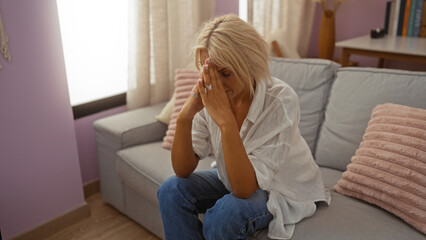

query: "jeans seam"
left=239, top=211, right=272, bottom=235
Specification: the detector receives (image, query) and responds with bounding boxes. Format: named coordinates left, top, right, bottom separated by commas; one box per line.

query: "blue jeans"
left=157, top=169, right=273, bottom=240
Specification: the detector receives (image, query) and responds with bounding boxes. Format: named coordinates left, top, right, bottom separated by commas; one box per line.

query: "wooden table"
left=335, top=35, right=426, bottom=67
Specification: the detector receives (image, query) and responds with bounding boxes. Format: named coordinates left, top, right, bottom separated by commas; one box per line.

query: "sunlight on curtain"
left=126, top=0, right=216, bottom=110
left=239, top=0, right=248, bottom=22
left=247, top=0, right=315, bottom=58
left=57, top=0, right=128, bottom=106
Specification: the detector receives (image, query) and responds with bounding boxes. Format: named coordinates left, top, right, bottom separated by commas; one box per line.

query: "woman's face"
left=199, top=50, right=248, bottom=101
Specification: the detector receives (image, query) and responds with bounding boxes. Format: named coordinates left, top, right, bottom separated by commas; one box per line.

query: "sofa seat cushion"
left=251, top=167, right=424, bottom=240
left=117, top=144, right=425, bottom=240
left=116, top=142, right=215, bottom=206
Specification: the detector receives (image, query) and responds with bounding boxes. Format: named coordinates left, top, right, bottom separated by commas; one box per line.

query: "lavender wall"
left=216, top=0, right=238, bottom=16
left=0, top=0, right=86, bottom=239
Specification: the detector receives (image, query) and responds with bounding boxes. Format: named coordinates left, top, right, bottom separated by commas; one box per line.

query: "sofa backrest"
left=269, top=57, right=340, bottom=154
left=315, top=67, right=426, bottom=171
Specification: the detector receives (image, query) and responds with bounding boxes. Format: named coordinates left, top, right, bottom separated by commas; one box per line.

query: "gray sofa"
left=94, top=58, right=426, bottom=240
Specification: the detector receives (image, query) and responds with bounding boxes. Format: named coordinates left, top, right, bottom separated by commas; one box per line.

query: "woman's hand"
left=197, top=59, right=235, bottom=129
left=177, top=77, right=205, bottom=121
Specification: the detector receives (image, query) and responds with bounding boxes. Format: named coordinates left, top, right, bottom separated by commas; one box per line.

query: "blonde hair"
left=193, top=14, right=271, bottom=96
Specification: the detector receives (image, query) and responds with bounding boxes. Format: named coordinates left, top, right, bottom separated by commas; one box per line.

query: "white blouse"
left=192, top=77, right=331, bottom=239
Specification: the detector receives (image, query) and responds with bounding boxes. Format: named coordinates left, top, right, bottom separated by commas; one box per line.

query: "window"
left=57, top=0, right=128, bottom=106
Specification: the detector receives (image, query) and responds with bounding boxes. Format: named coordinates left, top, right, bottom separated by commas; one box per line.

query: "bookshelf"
left=336, top=35, right=426, bottom=67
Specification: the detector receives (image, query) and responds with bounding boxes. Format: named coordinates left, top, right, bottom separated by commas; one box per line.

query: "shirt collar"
left=246, top=80, right=266, bottom=123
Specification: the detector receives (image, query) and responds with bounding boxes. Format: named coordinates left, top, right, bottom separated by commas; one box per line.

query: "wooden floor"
left=44, top=193, right=160, bottom=240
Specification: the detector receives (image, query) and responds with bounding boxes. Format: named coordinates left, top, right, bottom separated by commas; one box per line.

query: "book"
left=420, top=0, right=426, bottom=37
left=396, top=0, right=410, bottom=36
left=389, top=1, right=397, bottom=36
left=393, top=0, right=402, bottom=36
left=413, top=0, right=425, bottom=36
left=384, top=1, right=392, bottom=33
left=407, top=0, right=418, bottom=36
left=402, top=0, right=411, bottom=35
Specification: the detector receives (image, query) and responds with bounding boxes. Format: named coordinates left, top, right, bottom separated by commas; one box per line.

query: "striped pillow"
left=334, top=103, right=426, bottom=234
left=162, top=69, right=199, bottom=150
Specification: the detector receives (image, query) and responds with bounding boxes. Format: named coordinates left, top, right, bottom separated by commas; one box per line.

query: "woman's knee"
left=157, top=175, right=182, bottom=203
left=202, top=190, right=271, bottom=239
left=157, top=174, right=198, bottom=204
left=203, top=194, right=250, bottom=239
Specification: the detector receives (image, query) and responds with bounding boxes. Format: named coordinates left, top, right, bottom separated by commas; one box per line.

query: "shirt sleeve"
left=247, top=88, right=301, bottom=190
left=191, top=110, right=211, bottom=160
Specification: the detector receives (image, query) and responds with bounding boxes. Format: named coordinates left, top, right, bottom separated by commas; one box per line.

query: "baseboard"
left=8, top=181, right=98, bottom=239
left=83, top=179, right=100, bottom=199
left=10, top=203, right=90, bottom=240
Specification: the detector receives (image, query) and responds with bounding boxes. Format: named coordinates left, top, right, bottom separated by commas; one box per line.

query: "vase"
left=318, top=10, right=335, bottom=60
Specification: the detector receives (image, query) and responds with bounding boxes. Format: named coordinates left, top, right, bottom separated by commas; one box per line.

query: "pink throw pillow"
left=334, top=103, right=426, bottom=234
left=162, top=69, right=199, bottom=150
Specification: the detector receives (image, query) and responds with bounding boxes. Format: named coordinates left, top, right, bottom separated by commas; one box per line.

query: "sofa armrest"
left=93, top=101, right=168, bottom=211
left=93, top=101, right=168, bottom=150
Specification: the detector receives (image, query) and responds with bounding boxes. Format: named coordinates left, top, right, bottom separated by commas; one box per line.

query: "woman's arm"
left=171, top=116, right=199, bottom=178
left=220, top=122, right=259, bottom=199
left=171, top=83, right=204, bottom=178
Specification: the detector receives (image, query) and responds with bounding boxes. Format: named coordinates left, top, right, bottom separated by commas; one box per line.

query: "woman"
left=157, top=14, right=330, bottom=240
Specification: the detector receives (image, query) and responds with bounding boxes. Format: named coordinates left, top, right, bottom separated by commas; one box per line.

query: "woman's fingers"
left=211, top=65, right=223, bottom=90
left=202, top=58, right=224, bottom=95
left=197, top=79, right=207, bottom=99
left=191, top=82, right=200, bottom=98
left=203, top=61, right=211, bottom=92
left=193, top=81, right=201, bottom=93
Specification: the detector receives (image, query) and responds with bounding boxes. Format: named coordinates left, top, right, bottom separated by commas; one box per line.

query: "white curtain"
left=127, top=0, right=216, bottom=110
left=247, top=0, right=316, bottom=58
